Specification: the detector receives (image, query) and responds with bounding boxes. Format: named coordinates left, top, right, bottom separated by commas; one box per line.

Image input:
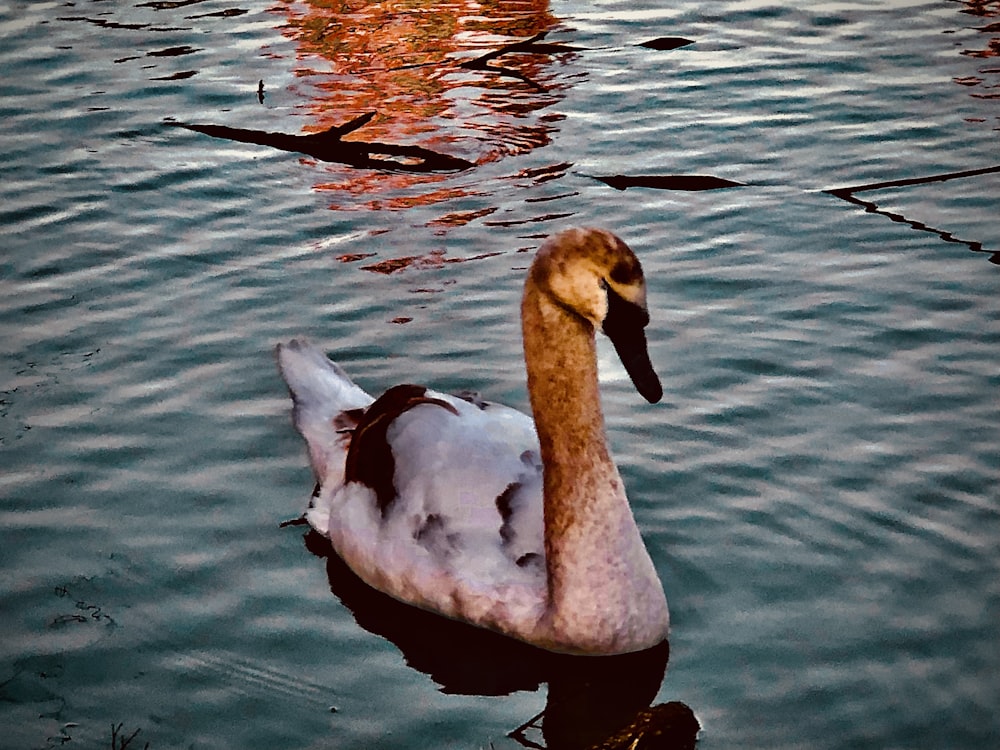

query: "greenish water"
left=1, top=0, right=998, bottom=748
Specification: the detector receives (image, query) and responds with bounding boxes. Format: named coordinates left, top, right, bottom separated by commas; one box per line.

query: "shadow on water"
left=297, top=529, right=699, bottom=750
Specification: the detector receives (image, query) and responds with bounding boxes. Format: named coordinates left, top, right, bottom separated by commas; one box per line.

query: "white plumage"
left=277, top=227, right=669, bottom=654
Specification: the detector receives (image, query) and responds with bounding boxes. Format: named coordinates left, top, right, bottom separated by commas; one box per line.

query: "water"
left=2, top=0, right=998, bottom=748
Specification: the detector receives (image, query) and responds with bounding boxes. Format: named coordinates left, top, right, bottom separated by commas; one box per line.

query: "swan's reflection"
left=301, top=530, right=698, bottom=749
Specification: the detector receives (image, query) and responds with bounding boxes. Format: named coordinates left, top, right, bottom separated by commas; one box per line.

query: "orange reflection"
left=957, top=3, right=1000, bottom=61
left=269, top=0, right=566, bottom=208
left=957, top=0, right=1000, bottom=19
left=953, top=1, right=1000, bottom=115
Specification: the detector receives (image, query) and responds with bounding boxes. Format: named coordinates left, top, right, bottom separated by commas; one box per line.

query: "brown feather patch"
left=344, top=384, right=458, bottom=515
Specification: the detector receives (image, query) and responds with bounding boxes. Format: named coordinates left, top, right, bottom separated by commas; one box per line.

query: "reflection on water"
left=299, top=530, right=698, bottom=749
left=955, top=0, right=1000, bottom=112
left=272, top=0, right=571, bottom=206
left=172, top=27, right=583, bottom=175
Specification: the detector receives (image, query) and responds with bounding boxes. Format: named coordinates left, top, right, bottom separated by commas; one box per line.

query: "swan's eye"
left=609, top=258, right=641, bottom=285
left=603, top=283, right=649, bottom=330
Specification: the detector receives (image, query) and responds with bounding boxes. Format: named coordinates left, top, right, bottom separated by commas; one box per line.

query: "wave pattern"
left=1, top=1, right=998, bottom=749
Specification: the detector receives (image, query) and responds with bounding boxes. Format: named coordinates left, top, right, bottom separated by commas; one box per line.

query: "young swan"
left=277, top=227, right=669, bottom=655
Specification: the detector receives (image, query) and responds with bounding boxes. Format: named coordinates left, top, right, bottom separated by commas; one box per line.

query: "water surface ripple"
left=1, top=0, right=998, bottom=748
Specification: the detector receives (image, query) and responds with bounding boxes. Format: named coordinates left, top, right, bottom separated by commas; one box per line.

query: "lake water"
left=2, top=0, right=998, bottom=748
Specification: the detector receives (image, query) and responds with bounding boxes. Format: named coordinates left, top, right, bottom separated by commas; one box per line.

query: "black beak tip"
left=639, top=376, right=663, bottom=404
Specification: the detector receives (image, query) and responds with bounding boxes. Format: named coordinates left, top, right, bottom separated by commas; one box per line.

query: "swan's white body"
left=277, top=228, right=669, bottom=655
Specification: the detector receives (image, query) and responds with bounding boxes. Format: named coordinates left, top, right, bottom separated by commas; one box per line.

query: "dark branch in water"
left=169, top=31, right=577, bottom=170
left=460, top=31, right=583, bottom=90
left=591, top=174, right=744, bottom=191
left=110, top=723, right=148, bottom=750
left=462, top=31, right=582, bottom=68
left=638, top=37, right=695, bottom=51
left=826, top=164, right=1000, bottom=195
left=166, top=113, right=475, bottom=173
left=826, top=165, right=1000, bottom=264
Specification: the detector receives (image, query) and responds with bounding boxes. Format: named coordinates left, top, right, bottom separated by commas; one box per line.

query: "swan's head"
left=531, top=227, right=663, bottom=403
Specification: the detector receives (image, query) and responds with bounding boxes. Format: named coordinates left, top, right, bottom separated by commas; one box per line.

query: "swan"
left=276, top=227, right=669, bottom=655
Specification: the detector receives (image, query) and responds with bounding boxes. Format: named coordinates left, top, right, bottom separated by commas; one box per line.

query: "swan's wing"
left=313, top=388, right=547, bottom=626
left=388, top=392, right=545, bottom=575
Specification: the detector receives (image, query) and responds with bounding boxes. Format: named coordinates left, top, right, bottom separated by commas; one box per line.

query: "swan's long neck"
left=522, top=279, right=668, bottom=653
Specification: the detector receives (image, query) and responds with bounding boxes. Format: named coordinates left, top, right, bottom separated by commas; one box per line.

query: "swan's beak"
left=602, top=288, right=663, bottom=404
